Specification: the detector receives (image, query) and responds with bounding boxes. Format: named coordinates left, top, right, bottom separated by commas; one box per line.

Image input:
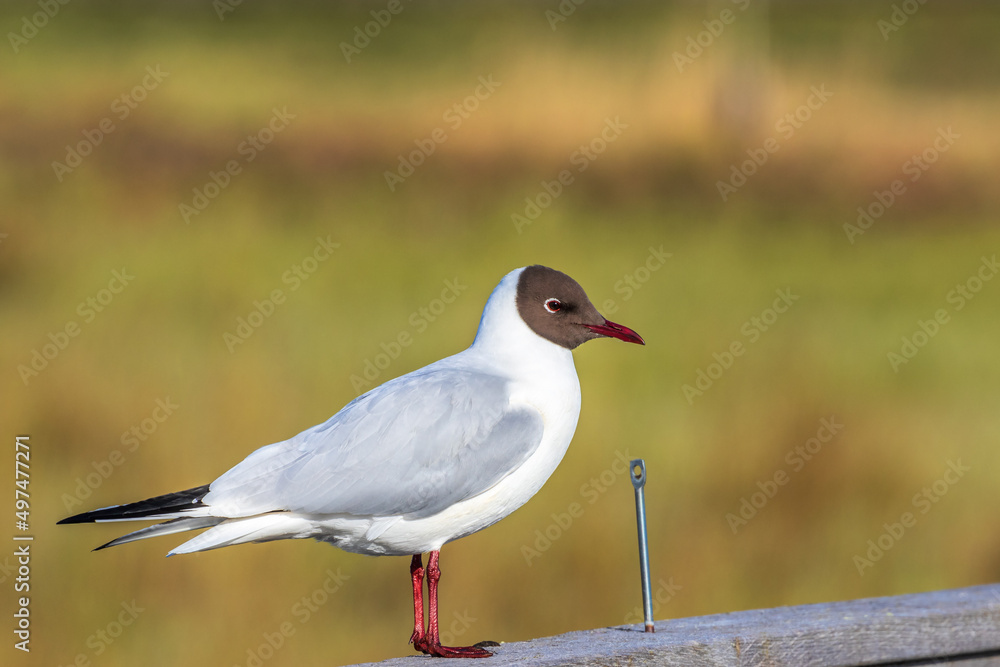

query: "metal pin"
left=630, top=458, right=654, bottom=633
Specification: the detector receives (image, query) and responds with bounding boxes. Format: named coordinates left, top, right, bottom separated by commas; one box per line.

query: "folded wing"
left=205, top=365, right=544, bottom=519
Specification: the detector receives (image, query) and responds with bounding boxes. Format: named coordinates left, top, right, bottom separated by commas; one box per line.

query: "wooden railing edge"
left=351, top=583, right=1000, bottom=666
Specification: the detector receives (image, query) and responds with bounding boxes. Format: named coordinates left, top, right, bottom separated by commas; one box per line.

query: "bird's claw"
left=412, top=636, right=494, bottom=658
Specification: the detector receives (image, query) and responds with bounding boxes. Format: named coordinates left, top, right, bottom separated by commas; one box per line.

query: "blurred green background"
left=3, top=1, right=999, bottom=665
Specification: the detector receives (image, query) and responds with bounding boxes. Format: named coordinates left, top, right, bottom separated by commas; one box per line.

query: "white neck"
left=467, top=268, right=575, bottom=376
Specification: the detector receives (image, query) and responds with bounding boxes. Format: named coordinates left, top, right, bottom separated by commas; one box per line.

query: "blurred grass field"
left=2, top=1, right=1000, bottom=665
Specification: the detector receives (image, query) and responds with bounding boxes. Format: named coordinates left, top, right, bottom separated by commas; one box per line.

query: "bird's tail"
left=58, top=485, right=225, bottom=551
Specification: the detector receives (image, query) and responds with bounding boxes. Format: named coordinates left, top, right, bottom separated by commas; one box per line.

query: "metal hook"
left=630, top=459, right=654, bottom=633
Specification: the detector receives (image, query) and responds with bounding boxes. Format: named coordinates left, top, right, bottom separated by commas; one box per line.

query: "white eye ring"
left=544, top=298, right=562, bottom=313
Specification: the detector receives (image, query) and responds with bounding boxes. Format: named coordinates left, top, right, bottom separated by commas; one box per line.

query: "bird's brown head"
left=515, top=265, right=645, bottom=350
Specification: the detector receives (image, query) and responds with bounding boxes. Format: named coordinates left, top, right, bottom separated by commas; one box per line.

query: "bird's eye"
left=544, top=298, right=562, bottom=313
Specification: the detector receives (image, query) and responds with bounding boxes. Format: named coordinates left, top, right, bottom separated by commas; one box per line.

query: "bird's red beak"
left=583, top=319, right=645, bottom=345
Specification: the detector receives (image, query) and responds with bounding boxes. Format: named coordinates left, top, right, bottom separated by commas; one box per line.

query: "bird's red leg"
left=409, top=554, right=430, bottom=654
left=422, top=550, right=493, bottom=658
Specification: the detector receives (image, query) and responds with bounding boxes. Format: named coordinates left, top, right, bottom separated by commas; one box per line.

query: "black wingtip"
left=58, top=512, right=100, bottom=525
left=57, top=484, right=211, bottom=525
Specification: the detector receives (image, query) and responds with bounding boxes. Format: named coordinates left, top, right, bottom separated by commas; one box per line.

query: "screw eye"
left=544, top=298, right=562, bottom=313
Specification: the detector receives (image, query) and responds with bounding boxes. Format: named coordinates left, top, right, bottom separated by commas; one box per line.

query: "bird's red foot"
left=412, top=636, right=494, bottom=658
left=408, top=552, right=497, bottom=658
left=429, top=644, right=494, bottom=659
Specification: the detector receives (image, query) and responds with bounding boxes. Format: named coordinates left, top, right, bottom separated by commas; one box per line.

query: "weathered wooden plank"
left=351, top=584, right=1000, bottom=666
left=882, top=659, right=1000, bottom=667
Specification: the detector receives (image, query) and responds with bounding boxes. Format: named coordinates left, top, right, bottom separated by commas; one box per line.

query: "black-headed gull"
left=60, top=265, right=644, bottom=658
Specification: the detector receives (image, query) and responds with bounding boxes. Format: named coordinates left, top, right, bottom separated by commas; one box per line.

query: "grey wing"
left=204, top=366, right=545, bottom=519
